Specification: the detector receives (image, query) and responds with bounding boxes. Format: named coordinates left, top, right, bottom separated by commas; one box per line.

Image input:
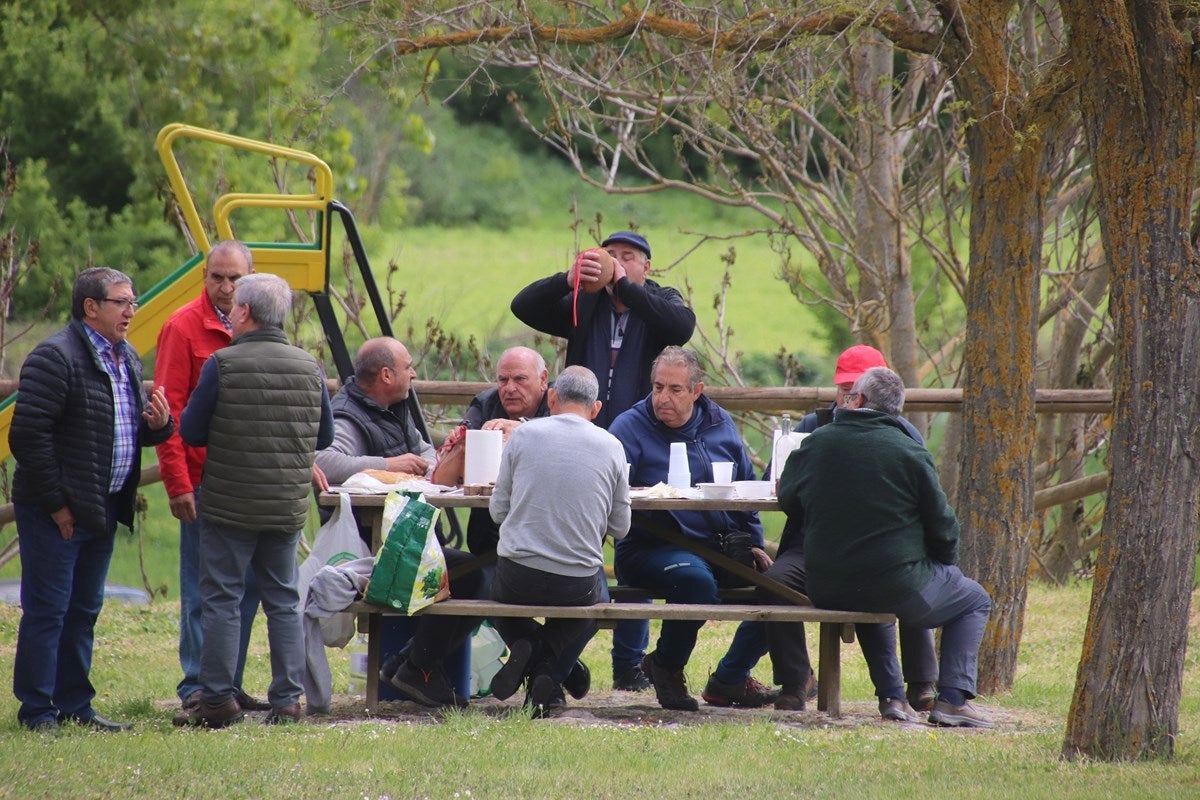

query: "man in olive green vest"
left=177, top=273, right=334, bottom=728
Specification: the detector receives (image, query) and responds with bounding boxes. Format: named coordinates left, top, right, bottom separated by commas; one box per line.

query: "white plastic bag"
left=298, top=492, right=370, bottom=600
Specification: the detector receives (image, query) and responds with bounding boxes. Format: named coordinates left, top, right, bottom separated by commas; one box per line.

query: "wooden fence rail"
left=0, top=381, right=1114, bottom=531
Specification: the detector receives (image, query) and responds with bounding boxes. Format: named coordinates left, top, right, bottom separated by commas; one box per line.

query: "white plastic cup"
left=711, top=461, right=734, bottom=484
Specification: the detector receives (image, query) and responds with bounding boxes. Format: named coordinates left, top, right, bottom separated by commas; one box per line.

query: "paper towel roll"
left=464, top=429, right=504, bottom=485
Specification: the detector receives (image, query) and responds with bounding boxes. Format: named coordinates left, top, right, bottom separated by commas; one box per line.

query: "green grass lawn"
left=0, top=574, right=1196, bottom=798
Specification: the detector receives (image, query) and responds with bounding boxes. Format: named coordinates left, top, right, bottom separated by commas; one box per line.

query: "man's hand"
left=751, top=546, right=774, bottom=572
left=481, top=417, right=524, bottom=441
left=168, top=491, right=198, bottom=523
left=143, top=385, right=171, bottom=430
left=51, top=506, right=74, bottom=541
left=568, top=250, right=607, bottom=290
left=385, top=453, right=429, bottom=476
left=312, top=463, right=330, bottom=493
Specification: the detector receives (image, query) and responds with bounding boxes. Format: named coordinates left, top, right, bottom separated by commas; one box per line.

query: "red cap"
left=833, top=345, right=887, bottom=385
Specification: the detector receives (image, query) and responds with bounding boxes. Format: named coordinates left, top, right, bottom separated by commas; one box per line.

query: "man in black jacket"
left=511, top=231, right=695, bottom=429
left=511, top=230, right=695, bottom=691
left=10, top=267, right=173, bottom=731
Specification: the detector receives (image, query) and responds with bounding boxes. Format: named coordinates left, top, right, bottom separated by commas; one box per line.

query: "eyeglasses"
left=96, top=297, right=139, bottom=312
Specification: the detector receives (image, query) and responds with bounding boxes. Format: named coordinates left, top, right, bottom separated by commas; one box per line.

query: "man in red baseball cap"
left=760, top=344, right=938, bottom=720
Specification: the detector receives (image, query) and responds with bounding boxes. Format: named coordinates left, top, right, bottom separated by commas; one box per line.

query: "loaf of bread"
left=362, top=468, right=422, bottom=484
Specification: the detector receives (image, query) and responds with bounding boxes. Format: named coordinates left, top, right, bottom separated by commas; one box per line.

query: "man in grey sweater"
left=487, top=366, right=631, bottom=717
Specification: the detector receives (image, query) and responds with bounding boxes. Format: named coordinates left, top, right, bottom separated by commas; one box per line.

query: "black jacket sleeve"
left=510, top=272, right=575, bottom=338
left=614, top=279, right=696, bottom=344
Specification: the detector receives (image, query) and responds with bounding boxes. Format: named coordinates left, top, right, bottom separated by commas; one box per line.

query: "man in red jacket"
left=155, top=240, right=269, bottom=718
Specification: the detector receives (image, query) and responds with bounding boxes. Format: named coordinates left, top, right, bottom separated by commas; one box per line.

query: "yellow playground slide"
left=0, top=124, right=340, bottom=462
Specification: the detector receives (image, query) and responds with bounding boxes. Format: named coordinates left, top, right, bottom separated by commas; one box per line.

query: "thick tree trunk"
left=955, top=119, right=1043, bottom=693
left=1061, top=0, right=1200, bottom=761
left=947, top=0, right=1051, bottom=694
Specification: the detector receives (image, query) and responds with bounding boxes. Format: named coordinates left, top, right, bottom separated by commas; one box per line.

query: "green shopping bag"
left=364, top=492, right=450, bottom=613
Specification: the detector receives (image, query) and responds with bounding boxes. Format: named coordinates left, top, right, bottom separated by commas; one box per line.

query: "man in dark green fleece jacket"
left=778, top=366, right=995, bottom=729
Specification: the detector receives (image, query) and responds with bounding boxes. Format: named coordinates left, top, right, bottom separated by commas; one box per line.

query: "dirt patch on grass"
left=265, top=690, right=1048, bottom=732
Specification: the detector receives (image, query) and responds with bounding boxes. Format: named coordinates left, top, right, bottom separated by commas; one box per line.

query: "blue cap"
left=601, top=230, right=651, bottom=260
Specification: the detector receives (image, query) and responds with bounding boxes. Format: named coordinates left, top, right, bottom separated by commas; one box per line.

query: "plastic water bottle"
left=347, top=633, right=368, bottom=695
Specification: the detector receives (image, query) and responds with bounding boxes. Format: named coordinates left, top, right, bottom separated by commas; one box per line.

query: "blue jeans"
left=13, top=501, right=116, bottom=728
left=615, top=538, right=766, bottom=682
left=198, top=519, right=304, bottom=708
left=178, top=486, right=260, bottom=701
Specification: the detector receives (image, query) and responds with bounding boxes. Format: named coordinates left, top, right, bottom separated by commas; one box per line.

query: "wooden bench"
left=348, top=596, right=895, bottom=716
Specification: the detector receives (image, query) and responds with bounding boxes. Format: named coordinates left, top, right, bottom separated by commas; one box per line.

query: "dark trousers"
left=407, top=547, right=485, bottom=669
left=765, top=548, right=938, bottom=696
left=490, top=558, right=602, bottom=684
left=13, top=500, right=117, bottom=728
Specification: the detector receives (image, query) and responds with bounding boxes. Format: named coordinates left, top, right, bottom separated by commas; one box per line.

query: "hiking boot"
left=264, top=704, right=304, bottom=725
left=879, top=696, right=920, bottom=722
left=233, top=688, right=272, bottom=712
left=641, top=652, right=699, bottom=712
left=906, top=681, right=937, bottom=713
left=774, top=672, right=818, bottom=711
left=612, top=665, right=652, bottom=692
left=180, top=690, right=202, bottom=711
left=563, top=659, right=591, bottom=700
left=701, top=675, right=780, bottom=708
left=928, top=699, right=995, bottom=729
left=527, top=673, right=567, bottom=720
left=389, top=659, right=467, bottom=709
left=490, top=638, right=534, bottom=701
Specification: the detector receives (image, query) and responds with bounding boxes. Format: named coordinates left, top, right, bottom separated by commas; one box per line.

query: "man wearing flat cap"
left=511, top=231, right=695, bottom=429
left=511, top=229, right=696, bottom=692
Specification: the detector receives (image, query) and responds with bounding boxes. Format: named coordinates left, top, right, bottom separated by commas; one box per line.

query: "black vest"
left=329, top=376, right=425, bottom=458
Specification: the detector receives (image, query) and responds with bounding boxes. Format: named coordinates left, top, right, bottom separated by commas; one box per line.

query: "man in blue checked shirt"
left=10, top=268, right=173, bottom=732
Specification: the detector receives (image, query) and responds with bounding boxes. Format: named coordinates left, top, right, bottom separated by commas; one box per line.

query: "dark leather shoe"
left=879, top=696, right=920, bottom=722
left=264, top=704, right=303, bottom=725
left=24, top=717, right=61, bottom=732
left=491, top=638, right=534, bottom=701
left=180, top=690, right=202, bottom=710
left=62, top=714, right=132, bottom=732
left=612, top=665, right=652, bottom=692
left=527, top=673, right=566, bottom=719
left=563, top=659, right=591, bottom=700
left=641, top=652, right=699, bottom=712
left=195, top=698, right=244, bottom=729
left=906, top=681, right=937, bottom=713
left=233, top=689, right=272, bottom=712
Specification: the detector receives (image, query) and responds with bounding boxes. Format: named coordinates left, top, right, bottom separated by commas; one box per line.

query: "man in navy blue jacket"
left=512, top=230, right=696, bottom=691
left=608, top=347, right=777, bottom=711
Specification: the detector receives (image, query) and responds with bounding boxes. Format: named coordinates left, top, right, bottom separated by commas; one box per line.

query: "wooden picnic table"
left=316, top=489, right=895, bottom=716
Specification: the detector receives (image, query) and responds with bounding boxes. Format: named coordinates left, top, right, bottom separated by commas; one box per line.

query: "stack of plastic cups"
left=667, top=441, right=692, bottom=489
